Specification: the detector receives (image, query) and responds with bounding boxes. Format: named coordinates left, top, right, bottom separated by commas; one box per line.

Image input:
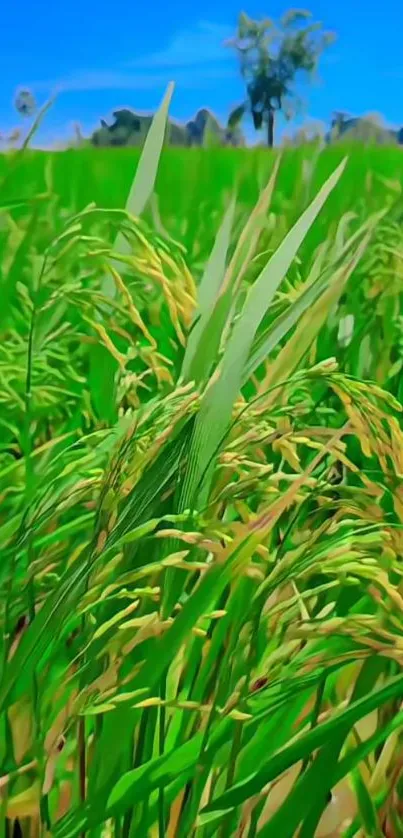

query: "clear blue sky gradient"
left=1, top=0, right=402, bottom=145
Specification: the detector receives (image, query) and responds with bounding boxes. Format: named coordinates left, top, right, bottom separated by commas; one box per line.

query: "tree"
left=227, top=9, right=335, bottom=147
left=91, top=107, right=245, bottom=148
left=328, top=112, right=402, bottom=145
left=14, top=88, right=36, bottom=118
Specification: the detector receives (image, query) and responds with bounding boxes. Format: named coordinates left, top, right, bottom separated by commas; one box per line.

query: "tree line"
left=8, top=9, right=403, bottom=150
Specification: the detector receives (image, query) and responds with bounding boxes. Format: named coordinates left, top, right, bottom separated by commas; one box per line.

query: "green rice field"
left=2, top=92, right=403, bottom=837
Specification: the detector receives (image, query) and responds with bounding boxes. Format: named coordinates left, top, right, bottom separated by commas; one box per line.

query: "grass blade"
left=179, top=158, right=347, bottom=509
left=202, top=672, right=403, bottom=815
left=181, top=198, right=235, bottom=384
left=120, top=82, right=174, bottom=220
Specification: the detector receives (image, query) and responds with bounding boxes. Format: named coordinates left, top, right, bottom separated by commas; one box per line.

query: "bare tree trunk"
left=267, top=109, right=275, bottom=147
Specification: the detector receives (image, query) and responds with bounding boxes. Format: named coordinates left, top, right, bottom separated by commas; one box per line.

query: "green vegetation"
left=227, top=10, right=334, bottom=147
left=90, top=107, right=245, bottom=149
left=2, top=86, right=403, bottom=838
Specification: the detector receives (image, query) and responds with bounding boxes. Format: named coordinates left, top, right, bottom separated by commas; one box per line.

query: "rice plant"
left=1, top=86, right=403, bottom=838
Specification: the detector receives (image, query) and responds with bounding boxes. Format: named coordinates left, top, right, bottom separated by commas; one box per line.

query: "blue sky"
left=1, top=0, right=402, bottom=145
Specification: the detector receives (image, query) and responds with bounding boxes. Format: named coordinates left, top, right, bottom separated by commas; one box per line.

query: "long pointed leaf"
left=202, top=672, right=403, bottom=815
left=102, top=82, right=174, bottom=298
left=179, top=158, right=347, bottom=509
left=182, top=158, right=280, bottom=387
left=181, top=198, right=236, bottom=383
left=261, top=227, right=372, bottom=396
left=119, top=82, right=174, bottom=221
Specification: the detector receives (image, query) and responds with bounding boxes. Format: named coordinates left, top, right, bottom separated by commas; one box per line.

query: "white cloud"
left=29, top=65, right=236, bottom=95
left=27, top=21, right=238, bottom=95
left=125, top=21, right=234, bottom=69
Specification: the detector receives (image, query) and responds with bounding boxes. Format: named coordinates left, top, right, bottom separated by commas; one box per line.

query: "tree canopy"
left=227, top=9, right=335, bottom=146
left=14, top=89, right=36, bottom=118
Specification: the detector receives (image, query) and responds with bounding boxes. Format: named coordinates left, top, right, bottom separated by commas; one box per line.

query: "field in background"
left=2, top=144, right=403, bottom=231
left=2, top=134, right=403, bottom=837
left=3, top=143, right=403, bottom=393
left=3, top=143, right=403, bottom=295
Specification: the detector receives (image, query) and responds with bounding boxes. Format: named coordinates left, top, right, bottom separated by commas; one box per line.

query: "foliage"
left=227, top=9, right=335, bottom=146
left=329, top=112, right=403, bottom=146
left=1, top=86, right=403, bottom=838
left=14, top=89, right=37, bottom=119
left=91, top=107, right=245, bottom=149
